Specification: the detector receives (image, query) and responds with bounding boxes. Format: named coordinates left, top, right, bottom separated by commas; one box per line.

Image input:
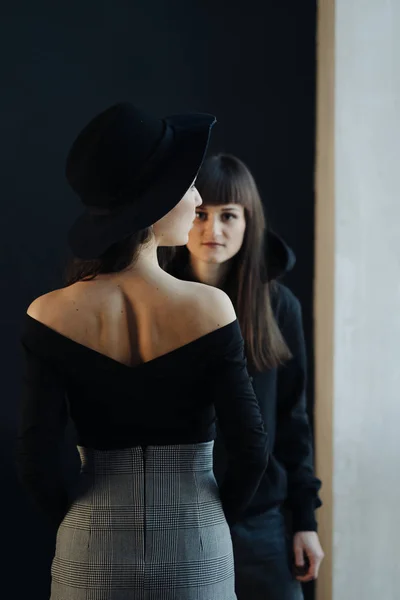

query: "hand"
left=293, top=531, right=324, bottom=582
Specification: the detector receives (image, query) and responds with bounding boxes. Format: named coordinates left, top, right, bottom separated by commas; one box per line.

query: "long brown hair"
left=164, top=154, right=291, bottom=372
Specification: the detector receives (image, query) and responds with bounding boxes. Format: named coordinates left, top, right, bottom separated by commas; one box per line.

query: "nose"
left=206, top=214, right=222, bottom=237
left=194, top=188, right=203, bottom=207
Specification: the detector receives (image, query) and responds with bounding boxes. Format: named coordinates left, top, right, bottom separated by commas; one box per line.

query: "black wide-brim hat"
left=66, top=103, right=216, bottom=259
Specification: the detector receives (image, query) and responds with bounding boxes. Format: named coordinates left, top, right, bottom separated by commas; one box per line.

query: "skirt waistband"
left=77, top=441, right=214, bottom=474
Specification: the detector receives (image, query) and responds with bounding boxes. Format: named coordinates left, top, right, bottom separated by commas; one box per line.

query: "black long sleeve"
left=275, top=293, right=322, bottom=532
left=17, top=315, right=268, bottom=529
left=211, top=331, right=269, bottom=526
left=16, top=343, right=70, bottom=527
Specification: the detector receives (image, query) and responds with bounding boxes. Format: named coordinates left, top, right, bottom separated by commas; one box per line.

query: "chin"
left=179, top=232, right=190, bottom=245
left=165, top=234, right=189, bottom=247
left=199, top=249, right=226, bottom=264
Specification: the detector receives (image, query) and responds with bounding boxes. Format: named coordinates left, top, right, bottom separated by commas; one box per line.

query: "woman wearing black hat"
left=16, top=105, right=268, bottom=600
left=164, top=154, right=324, bottom=600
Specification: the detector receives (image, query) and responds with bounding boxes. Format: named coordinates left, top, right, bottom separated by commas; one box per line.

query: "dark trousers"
left=231, top=507, right=304, bottom=600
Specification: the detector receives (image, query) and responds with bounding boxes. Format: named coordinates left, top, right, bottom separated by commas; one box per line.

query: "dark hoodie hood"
left=263, top=230, right=296, bottom=282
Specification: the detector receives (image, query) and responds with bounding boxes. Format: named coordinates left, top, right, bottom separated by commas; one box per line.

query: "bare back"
left=27, top=269, right=235, bottom=368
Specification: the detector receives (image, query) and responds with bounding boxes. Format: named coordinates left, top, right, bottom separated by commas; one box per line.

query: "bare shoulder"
left=193, top=282, right=236, bottom=323
left=27, top=288, right=70, bottom=325
left=176, top=280, right=237, bottom=335
left=26, top=280, right=111, bottom=330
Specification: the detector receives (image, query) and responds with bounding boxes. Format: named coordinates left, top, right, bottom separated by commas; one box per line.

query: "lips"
left=202, top=242, right=224, bottom=247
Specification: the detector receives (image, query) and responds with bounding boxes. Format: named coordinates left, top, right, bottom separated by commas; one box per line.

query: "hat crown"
left=66, top=104, right=216, bottom=259
left=66, top=103, right=167, bottom=208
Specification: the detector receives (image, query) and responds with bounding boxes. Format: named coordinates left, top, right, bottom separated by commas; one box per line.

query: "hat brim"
left=68, top=113, right=216, bottom=260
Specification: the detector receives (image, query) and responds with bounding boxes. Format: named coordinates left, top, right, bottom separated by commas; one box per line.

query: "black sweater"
left=167, top=233, right=322, bottom=532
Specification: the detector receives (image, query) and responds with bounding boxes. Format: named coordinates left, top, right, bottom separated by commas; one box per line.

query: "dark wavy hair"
left=163, top=154, right=291, bottom=372
left=64, top=229, right=152, bottom=285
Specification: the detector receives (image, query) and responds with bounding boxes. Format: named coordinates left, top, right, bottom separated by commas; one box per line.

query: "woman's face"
left=153, top=184, right=202, bottom=246
left=187, top=204, right=247, bottom=264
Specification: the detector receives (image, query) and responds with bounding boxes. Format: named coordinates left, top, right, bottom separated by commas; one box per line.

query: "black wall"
left=0, top=2, right=317, bottom=598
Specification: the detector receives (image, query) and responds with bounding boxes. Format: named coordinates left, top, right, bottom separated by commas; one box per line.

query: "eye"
left=195, top=211, right=207, bottom=221
left=221, top=213, right=237, bottom=221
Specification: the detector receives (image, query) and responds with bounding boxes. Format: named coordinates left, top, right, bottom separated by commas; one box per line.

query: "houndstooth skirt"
left=50, top=442, right=236, bottom=600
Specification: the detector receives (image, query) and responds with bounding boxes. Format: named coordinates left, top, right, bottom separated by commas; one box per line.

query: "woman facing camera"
left=164, top=153, right=324, bottom=600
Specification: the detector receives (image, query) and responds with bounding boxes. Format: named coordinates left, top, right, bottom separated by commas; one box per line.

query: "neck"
left=189, top=255, right=231, bottom=288
left=128, top=236, right=161, bottom=275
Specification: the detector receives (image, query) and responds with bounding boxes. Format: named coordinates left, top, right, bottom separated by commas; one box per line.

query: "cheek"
left=226, top=222, right=246, bottom=254
left=237, top=224, right=246, bottom=247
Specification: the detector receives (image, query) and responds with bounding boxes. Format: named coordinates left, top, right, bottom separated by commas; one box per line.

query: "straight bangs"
left=196, top=155, right=255, bottom=214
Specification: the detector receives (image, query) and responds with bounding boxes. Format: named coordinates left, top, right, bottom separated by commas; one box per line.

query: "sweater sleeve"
left=275, top=290, right=322, bottom=532
left=211, top=321, right=269, bottom=526
left=15, top=341, right=70, bottom=527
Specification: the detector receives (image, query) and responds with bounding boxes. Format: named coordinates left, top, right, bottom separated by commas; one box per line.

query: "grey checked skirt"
left=51, top=442, right=236, bottom=600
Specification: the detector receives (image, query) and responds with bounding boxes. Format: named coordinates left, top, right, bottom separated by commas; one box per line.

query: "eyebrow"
left=220, top=206, right=241, bottom=212
left=197, top=205, right=241, bottom=212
